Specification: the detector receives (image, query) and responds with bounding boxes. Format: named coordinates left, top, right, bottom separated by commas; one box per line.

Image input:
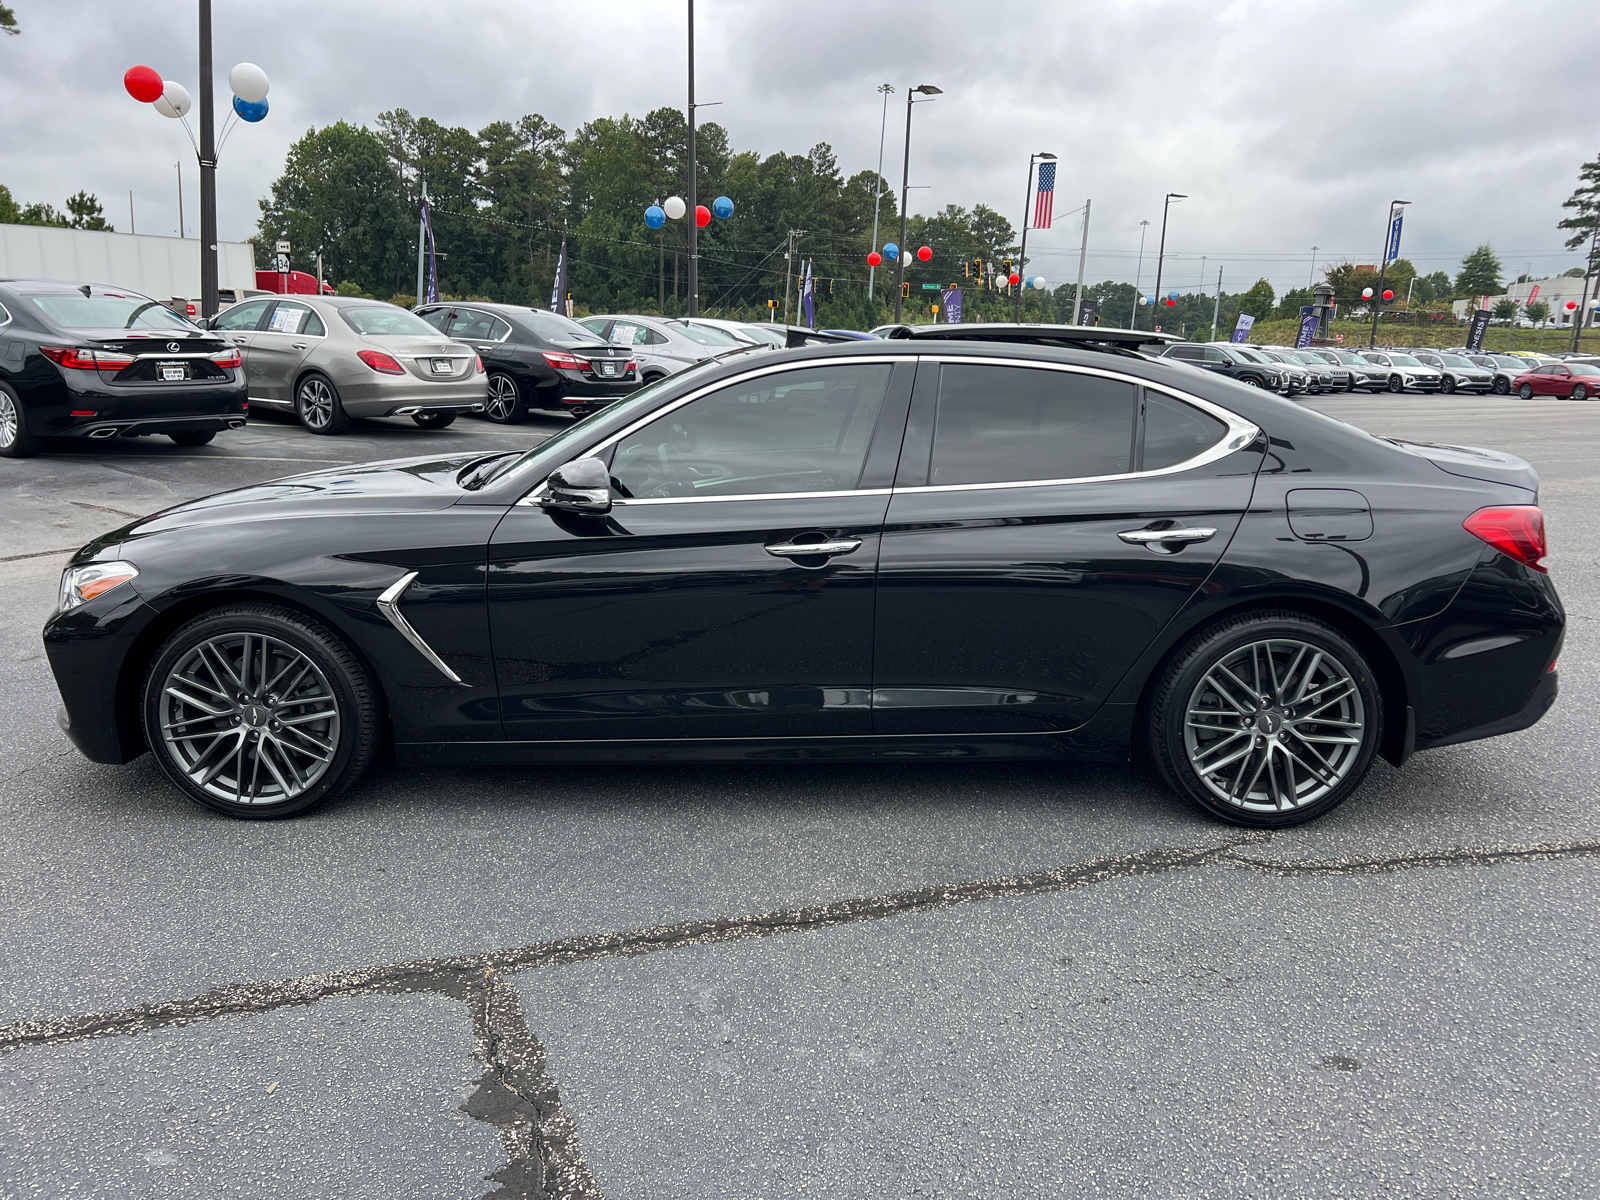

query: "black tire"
left=482, top=373, right=526, bottom=424
left=295, top=373, right=349, bottom=435
left=168, top=430, right=216, bottom=447
left=0, top=384, right=37, bottom=457
left=1345, top=379, right=1358, bottom=393
left=1145, top=610, right=1384, bottom=829
left=141, top=603, right=379, bottom=819
left=1242, top=376, right=1264, bottom=388
left=1493, top=377, right=1510, bottom=395
left=641, top=371, right=668, bottom=385
left=1441, top=376, right=1456, bottom=394
left=1518, top=383, right=1534, bottom=399
left=412, top=411, right=457, bottom=429
left=1573, top=384, right=1589, bottom=401
left=1386, top=375, right=1403, bottom=393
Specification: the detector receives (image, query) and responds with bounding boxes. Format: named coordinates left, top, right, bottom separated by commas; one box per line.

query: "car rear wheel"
left=1519, top=383, right=1534, bottom=399
left=1386, top=375, right=1403, bottom=393
left=1146, top=611, right=1383, bottom=828
left=411, top=411, right=457, bottom=429
left=296, top=374, right=349, bottom=435
left=482, top=373, right=526, bottom=423
left=1441, top=376, right=1456, bottom=394
left=168, top=431, right=216, bottom=447
left=1573, top=384, right=1590, bottom=401
left=141, top=603, right=379, bottom=819
left=1493, top=377, right=1510, bottom=394
left=0, top=386, right=37, bottom=458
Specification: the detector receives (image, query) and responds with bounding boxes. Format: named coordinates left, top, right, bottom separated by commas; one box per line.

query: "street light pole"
left=1573, top=221, right=1599, bottom=353
left=1012, top=151, right=1056, bottom=323
left=1368, top=199, right=1410, bottom=348
left=1308, top=245, right=1319, bottom=289
left=1129, top=219, right=1149, bottom=329
left=1211, top=264, right=1224, bottom=341
left=893, top=83, right=940, bottom=323
left=197, top=0, right=218, bottom=319
left=1151, top=193, right=1185, bottom=333
left=868, top=83, right=893, bottom=300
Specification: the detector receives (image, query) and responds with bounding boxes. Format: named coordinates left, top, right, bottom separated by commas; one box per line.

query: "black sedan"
left=44, top=337, right=1562, bottom=828
left=0, top=279, right=247, bottom=457
left=414, top=302, right=640, bottom=423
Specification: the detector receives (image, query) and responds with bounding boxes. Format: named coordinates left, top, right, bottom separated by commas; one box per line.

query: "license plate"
left=601, top=362, right=618, bottom=376
left=431, top=359, right=453, bottom=374
left=160, top=364, right=187, bottom=381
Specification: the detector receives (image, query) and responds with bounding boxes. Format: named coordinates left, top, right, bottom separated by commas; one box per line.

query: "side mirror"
left=541, top=457, right=612, bottom=515
left=194, top=317, right=211, bottom=330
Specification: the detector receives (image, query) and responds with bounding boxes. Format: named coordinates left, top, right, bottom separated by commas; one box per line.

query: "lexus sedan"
left=1512, top=361, right=1600, bottom=400
left=0, top=279, right=247, bottom=457
left=413, top=302, right=639, bottom=424
left=206, top=296, right=486, bottom=434
left=44, top=338, right=1562, bottom=829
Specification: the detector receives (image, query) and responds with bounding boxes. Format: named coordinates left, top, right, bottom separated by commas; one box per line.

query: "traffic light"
left=902, top=282, right=910, bottom=299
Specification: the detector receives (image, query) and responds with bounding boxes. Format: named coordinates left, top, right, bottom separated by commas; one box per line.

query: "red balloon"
left=1008, top=272, right=1021, bottom=286
left=124, top=64, right=164, bottom=103
left=1166, top=297, right=1176, bottom=307
left=867, top=251, right=882, bottom=267
left=1567, top=301, right=1578, bottom=310
left=916, top=245, right=932, bottom=262
left=1382, top=289, right=1394, bottom=301
left=694, top=205, right=711, bottom=228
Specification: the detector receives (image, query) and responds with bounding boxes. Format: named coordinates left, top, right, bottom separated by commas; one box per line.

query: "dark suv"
left=414, top=302, right=641, bottom=423
left=0, top=279, right=247, bottom=457
left=1158, top=342, right=1282, bottom=390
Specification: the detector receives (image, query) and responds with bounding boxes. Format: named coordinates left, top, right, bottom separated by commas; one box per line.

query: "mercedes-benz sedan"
left=44, top=338, right=1562, bottom=828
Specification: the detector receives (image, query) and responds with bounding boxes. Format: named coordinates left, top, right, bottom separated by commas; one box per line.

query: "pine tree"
left=1456, top=245, right=1503, bottom=297
left=1558, top=152, right=1600, bottom=273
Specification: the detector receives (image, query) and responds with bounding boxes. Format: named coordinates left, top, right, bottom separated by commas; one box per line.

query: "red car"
left=1514, top=361, right=1600, bottom=400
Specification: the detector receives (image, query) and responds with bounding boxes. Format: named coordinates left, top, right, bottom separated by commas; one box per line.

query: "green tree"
left=1557, top=152, right=1600, bottom=272
left=65, top=190, right=112, bottom=230
left=1526, top=299, right=1551, bottom=326
left=1492, top=297, right=1517, bottom=322
left=1236, top=277, right=1276, bottom=321
left=0, top=4, right=18, bottom=35
left=1456, top=244, right=1503, bottom=297
left=1273, top=286, right=1313, bottom=319
left=1563, top=266, right=1586, bottom=277
left=1416, top=270, right=1453, bottom=302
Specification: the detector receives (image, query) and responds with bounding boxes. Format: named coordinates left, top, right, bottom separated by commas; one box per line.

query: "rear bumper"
left=339, top=376, right=487, bottom=417
left=71, top=414, right=248, bottom=439
left=1421, top=670, right=1558, bottom=752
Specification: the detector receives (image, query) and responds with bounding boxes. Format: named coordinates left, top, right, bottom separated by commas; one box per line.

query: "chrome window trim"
left=0, top=301, right=12, bottom=328
left=265, top=299, right=326, bottom=338
left=614, top=488, right=892, bottom=506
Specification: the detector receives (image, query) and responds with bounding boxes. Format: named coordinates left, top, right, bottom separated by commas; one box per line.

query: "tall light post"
left=685, top=0, right=698, bottom=317
left=1012, top=151, right=1056, bottom=323
left=892, top=83, right=941, bottom=323
left=1574, top=221, right=1599, bottom=353
left=197, top=0, right=218, bottom=318
left=1150, top=192, right=1185, bottom=333
left=868, top=83, right=894, bottom=300
left=1368, top=199, right=1410, bottom=348
left=1128, top=219, right=1149, bottom=329
left=1308, top=245, right=1319, bottom=288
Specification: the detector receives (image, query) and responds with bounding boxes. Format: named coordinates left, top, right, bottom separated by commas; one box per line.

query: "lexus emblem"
left=167, top=342, right=181, bottom=352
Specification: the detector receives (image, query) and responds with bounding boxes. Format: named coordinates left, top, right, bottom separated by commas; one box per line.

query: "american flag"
left=1032, top=160, right=1056, bottom=229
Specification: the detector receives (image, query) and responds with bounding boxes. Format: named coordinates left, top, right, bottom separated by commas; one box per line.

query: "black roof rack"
left=872, top=322, right=1184, bottom=351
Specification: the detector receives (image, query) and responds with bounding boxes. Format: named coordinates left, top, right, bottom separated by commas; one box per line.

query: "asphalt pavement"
left=1, top=396, right=1597, bottom=1199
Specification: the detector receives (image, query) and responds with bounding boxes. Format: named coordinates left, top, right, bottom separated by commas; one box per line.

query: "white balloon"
left=1031, top=276, right=1047, bottom=290
left=662, top=195, right=687, bottom=220
left=153, top=80, right=191, bottom=119
left=228, top=62, right=270, bottom=104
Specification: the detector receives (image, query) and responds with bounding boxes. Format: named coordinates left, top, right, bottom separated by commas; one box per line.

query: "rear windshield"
left=28, top=292, right=194, bottom=330
left=517, top=308, right=603, bottom=346
left=339, top=306, right=441, bottom=337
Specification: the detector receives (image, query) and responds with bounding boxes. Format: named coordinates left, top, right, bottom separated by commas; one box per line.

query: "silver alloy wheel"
left=1183, top=637, right=1365, bottom=813
left=298, top=378, right=334, bottom=429
left=485, top=374, right=520, bottom=421
left=0, top=392, right=16, bottom=447
left=159, top=632, right=341, bottom=804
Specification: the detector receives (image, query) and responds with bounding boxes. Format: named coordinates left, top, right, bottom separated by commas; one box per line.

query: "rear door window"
left=1142, top=392, right=1228, bottom=471
left=212, top=299, right=273, bottom=332
left=929, top=365, right=1136, bottom=485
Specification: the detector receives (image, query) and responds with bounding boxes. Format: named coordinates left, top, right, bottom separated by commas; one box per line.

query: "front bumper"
left=43, top=581, right=155, bottom=765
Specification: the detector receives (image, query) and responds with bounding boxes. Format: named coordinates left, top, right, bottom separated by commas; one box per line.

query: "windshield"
left=28, top=292, right=195, bottom=330
left=1437, top=354, right=1474, bottom=367
left=1292, top=352, right=1325, bottom=364
left=1233, top=348, right=1272, bottom=364
left=737, top=325, right=787, bottom=346
left=670, top=321, right=742, bottom=346
left=1490, top=356, right=1525, bottom=368
left=1389, top=355, right=1424, bottom=367
left=1332, top=352, right=1368, bottom=365
left=517, top=308, right=603, bottom=346
left=340, top=306, right=441, bottom=337
left=1570, top=363, right=1600, bottom=376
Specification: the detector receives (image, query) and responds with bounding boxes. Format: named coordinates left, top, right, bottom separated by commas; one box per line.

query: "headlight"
left=59, top=560, right=139, bottom=611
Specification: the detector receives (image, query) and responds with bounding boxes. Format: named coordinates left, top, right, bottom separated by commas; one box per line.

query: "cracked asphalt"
left=1, top=397, right=1598, bottom=1198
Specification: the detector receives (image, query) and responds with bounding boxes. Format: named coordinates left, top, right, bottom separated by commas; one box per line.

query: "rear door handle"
left=291, top=342, right=308, bottom=350
left=1118, top=526, right=1217, bottom=545
left=765, top=537, right=862, bottom=560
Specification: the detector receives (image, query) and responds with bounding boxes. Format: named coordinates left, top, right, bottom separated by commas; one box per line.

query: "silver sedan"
left=578, top=314, right=748, bottom=381
left=207, top=295, right=486, bottom=434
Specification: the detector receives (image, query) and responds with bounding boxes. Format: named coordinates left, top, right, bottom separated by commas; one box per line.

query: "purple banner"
left=1295, top=314, right=1318, bottom=348
left=941, top=288, right=962, bottom=323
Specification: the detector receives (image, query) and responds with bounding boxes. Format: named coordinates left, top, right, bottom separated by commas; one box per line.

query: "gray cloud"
left=2, top=0, right=1596, bottom=297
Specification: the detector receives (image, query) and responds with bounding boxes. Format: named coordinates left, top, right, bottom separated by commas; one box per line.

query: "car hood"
left=112, top=452, right=490, bottom=542
left=1387, top=439, right=1539, bottom=494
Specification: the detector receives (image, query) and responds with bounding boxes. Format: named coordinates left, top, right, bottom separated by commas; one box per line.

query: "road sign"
left=275, top=240, right=291, bottom=253
left=1335, top=333, right=1344, bottom=343
left=921, top=283, right=940, bottom=290
left=274, top=253, right=290, bottom=273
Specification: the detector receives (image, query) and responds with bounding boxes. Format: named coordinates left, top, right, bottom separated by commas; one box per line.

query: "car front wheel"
left=1573, top=384, right=1590, bottom=401
left=296, top=374, right=349, bottom=434
left=142, top=603, right=379, bottom=819
left=1519, top=383, right=1534, bottom=399
left=1386, top=375, right=1403, bottom=393
left=1494, top=377, right=1510, bottom=394
left=1146, top=611, right=1383, bottom=828
left=1441, top=376, right=1456, bottom=394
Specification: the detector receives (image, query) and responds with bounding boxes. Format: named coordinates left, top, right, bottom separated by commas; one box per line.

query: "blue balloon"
left=644, top=205, right=666, bottom=230
left=232, top=94, right=268, bottom=123
left=882, top=243, right=899, bottom=260
left=712, top=195, right=734, bottom=219
left=1167, top=291, right=1177, bottom=300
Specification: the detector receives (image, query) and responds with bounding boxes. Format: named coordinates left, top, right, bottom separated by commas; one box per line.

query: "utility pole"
left=197, top=0, right=219, bottom=318
left=1211, top=264, right=1223, bottom=341
left=869, top=83, right=893, bottom=300
left=1071, top=198, right=1091, bottom=324
left=783, top=229, right=806, bottom=325
left=1308, top=246, right=1319, bottom=289
left=685, top=0, right=698, bottom=318
left=176, top=162, right=184, bottom=238
left=1574, top=222, right=1599, bottom=353
left=1129, top=219, right=1150, bottom=329
left=128, top=191, right=136, bottom=236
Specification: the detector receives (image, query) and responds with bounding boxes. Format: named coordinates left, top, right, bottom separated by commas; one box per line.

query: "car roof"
left=0, top=278, right=156, bottom=298
left=874, top=322, right=1183, bottom=351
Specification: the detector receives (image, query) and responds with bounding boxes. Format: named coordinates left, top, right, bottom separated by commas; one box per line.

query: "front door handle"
left=1118, top=525, right=1217, bottom=545
left=231, top=337, right=250, bottom=345
left=291, top=342, right=309, bottom=350
left=765, top=537, right=862, bottom=560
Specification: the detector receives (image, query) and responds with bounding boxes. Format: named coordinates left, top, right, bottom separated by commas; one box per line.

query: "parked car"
left=414, top=302, right=639, bottom=424
left=1253, top=348, right=1335, bottom=393
left=1361, top=351, right=1444, bottom=392
left=0, top=279, right=247, bottom=457
left=579, top=314, right=747, bottom=381
left=1233, top=346, right=1307, bottom=394
left=1512, top=361, right=1600, bottom=400
left=1306, top=348, right=1389, bottom=391
left=1158, top=341, right=1282, bottom=390
left=45, top=332, right=1562, bottom=831
left=1278, top=349, right=1352, bottom=392
left=1465, top=353, right=1537, bottom=394
left=204, top=295, right=486, bottom=434
left=1409, top=351, right=1496, bottom=394
left=677, top=317, right=788, bottom=348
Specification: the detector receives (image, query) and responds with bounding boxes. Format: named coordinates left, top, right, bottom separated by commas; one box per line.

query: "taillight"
left=542, top=351, right=589, bottom=371
left=475, top=354, right=485, bottom=374
left=1464, top=505, right=1547, bottom=573
left=41, top=346, right=135, bottom=372
left=356, top=349, right=405, bottom=375
left=625, top=359, right=638, bottom=373
left=209, top=348, right=242, bottom=369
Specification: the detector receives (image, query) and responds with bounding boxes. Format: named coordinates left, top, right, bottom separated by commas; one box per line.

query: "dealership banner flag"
left=941, top=287, right=963, bottom=323
left=1078, top=297, right=1098, bottom=324
left=1296, top=313, right=1318, bottom=348
left=1386, top=209, right=1404, bottom=262
left=421, top=198, right=438, bottom=305
left=801, top=261, right=815, bottom=328
left=1032, top=160, right=1056, bottom=229
left=1466, top=308, right=1492, bottom=351
left=1231, top=313, right=1256, bottom=343
left=550, top=223, right=568, bottom=314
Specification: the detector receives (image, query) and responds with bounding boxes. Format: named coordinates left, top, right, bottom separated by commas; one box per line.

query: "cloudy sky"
left=2, top=0, right=1596, bottom=297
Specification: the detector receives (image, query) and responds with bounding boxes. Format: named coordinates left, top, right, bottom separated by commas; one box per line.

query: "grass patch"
left=1243, top=318, right=1600, bottom=353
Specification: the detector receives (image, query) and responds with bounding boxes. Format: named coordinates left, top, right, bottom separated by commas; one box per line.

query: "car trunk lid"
left=1387, top=439, right=1539, bottom=494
